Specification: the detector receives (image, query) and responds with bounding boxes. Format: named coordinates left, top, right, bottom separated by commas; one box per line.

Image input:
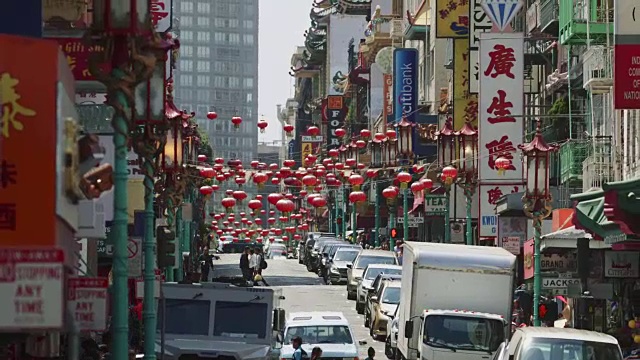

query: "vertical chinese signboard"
left=325, top=96, right=346, bottom=150
left=478, top=32, right=524, bottom=181
left=469, top=0, right=493, bottom=93
left=0, top=249, right=65, bottom=330
left=435, top=0, right=470, bottom=38
left=151, top=0, right=173, bottom=33
left=68, top=277, right=109, bottom=331
left=614, top=0, right=640, bottom=109
left=0, top=35, right=58, bottom=247
left=478, top=184, right=521, bottom=237
left=453, top=39, right=479, bottom=129
left=383, top=74, right=394, bottom=126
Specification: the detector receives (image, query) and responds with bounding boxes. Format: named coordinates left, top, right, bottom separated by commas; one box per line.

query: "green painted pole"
left=444, top=189, right=451, bottom=243
left=389, top=204, right=396, bottom=250
left=351, top=202, right=356, bottom=242
left=374, top=188, right=380, bottom=247
left=342, top=187, right=347, bottom=240
left=403, top=188, right=409, bottom=242
left=465, top=189, right=473, bottom=246
left=533, top=219, right=542, bottom=326
left=109, top=68, right=130, bottom=360
left=176, top=207, right=183, bottom=282
left=142, top=164, right=157, bottom=360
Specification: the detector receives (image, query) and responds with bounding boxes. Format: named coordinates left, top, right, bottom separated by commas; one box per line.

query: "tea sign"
left=424, top=195, right=447, bottom=215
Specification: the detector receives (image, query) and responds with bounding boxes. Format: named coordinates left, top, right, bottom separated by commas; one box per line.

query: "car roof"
left=365, top=264, right=402, bottom=270
left=516, top=327, right=619, bottom=344
left=358, top=249, right=396, bottom=257
left=384, top=281, right=402, bottom=289
left=375, top=273, right=402, bottom=281
left=287, top=312, right=349, bottom=326
left=336, top=246, right=361, bottom=252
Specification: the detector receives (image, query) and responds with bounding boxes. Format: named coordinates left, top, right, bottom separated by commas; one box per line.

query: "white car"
left=279, top=312, right=365, bottom=360
left=356, top=264, right=402, bottom=314
left=385, top=305, right=399, bottom=359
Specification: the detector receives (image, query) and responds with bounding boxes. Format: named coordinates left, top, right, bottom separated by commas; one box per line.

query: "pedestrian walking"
left=199, top=246, right=214, bottom=282
left=239, top=247, right=251, bottom=283
left=254, top=248, right=269, bottom=286
left=249, top=248, right=258, bottom=274
left=292, top=336, right=307, bottom=360
left=310, top=347, right=323, bottom=360
left=365, top=347, right=375, bottom=360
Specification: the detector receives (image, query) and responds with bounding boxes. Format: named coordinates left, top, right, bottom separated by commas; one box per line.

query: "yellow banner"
left=435, top=0, right=470, bottom=38
left=301, top=142, right=312, bottom=166
left=453, top=38, right=478, bottom=129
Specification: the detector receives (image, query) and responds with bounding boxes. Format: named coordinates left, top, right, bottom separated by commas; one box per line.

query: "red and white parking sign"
left=0, top=249, right=65, bottom=330
left=68, top=277, right=109, bottom=331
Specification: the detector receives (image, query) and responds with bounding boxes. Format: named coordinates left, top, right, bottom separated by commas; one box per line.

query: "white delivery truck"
left=397, top=242, right=516, bottom=360
left=156, top=282, right=286, bottom=360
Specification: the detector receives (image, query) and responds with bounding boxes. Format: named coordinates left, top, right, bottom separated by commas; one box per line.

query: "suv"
left=327, top=246, right=362, bottom=285
left=307, top=237, right=339, bottom=272
left=356, top=264, right=402, bottom=314
left=279, top=312, right=364, bottom=360
left=346, top=250, right=397, bottom=300
left=364, top=274, right=402, bottom=329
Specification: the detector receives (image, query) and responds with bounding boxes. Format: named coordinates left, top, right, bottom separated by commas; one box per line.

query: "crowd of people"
left=239, top=246, right=269, bottom=286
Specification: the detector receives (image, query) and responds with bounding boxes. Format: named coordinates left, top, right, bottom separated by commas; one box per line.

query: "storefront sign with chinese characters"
left=56, top=39, right=112, bottom=82
left=497, top=216, right=526, bottom=248
left=468, top=0, right=493, bottom=93
left=68, top=277, right=108, bottom=331
left=383, top=74, right=394, bottom=125
left=479, top=184, right=522, bottom=237
left=453, top=39, right=479, bottom=129
left=478, top=33, right=524, bottom=182
left=151, top=0, right=173, bottom=33
left=604, top=251, right=639, bottom=278
left=0, top=249, right=65, bottom=330
left=435, top=0, right=470, bottom=38
left=324, top=96, right=346, bottom=150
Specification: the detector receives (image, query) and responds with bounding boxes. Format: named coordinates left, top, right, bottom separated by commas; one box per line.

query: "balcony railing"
left=559, top=139, right=591, bottom=186
left=539, top=0, right=559, bottom=35
left=583, top=46, right=613, bottom=93
left=77, top=104, right=115, bottom=134
left=582, top=154, right=615, bottom=190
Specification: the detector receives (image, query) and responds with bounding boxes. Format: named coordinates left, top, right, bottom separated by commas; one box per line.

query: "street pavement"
left=212, top=254, right=386, bottom=359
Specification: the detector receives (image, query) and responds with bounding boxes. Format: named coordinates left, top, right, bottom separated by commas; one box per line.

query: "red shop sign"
left=614, top=44, right=640, bottom=110
left=56, top=38, right=112, bottom=82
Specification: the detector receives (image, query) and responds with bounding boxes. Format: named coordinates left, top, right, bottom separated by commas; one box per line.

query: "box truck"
left=397, top=242, right=516, bottom=360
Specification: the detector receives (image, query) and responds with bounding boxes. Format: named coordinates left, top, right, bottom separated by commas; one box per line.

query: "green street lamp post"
left=395, top=116, right=415, bottom=242
left=455, top=121, right=478, bottom=246
left=435, top=118, right=456, bottom=244
left=397, top=172, right=412, bottom=242
left=88, top=1, right=160, bottom=357
left=370, top=139, right=383, bottom=247
left=519, top=122, right=557, bottom=326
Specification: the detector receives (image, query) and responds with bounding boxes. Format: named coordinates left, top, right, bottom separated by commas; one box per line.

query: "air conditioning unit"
left=390, top=19, right=404, bottom=38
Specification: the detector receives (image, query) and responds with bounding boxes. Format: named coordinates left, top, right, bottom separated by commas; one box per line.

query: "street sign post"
left=397, top=216, right=424, bottom=227
left=128, top=237, right=142, bottom=277
left=68, top=277, right=108, bottom=331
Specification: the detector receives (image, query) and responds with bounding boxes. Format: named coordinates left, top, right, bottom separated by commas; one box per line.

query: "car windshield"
left=334, top=250, right=360, bottom=262
left=355, top=255, right=397, bottom=269
left=382, top=287, right=401, bottom=304
left=423, top=315, right=504, bottom=352
left=521, top=337, right=623, bottom=360
left=284, top=325, right=354, bottom=345
left=365, top=267, right=401, bottom=280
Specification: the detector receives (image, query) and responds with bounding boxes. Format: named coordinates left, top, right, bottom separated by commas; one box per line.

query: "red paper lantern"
left=199, top=186, right=213, bottom=196
left=231, top=116, right=242, bottom=129
left=366, top=169, right=378, bottom=179
left=335, top=128, right=346, bottom=137
left=214, top=157, right=225, bottom=164
left=235, top=176, right=246, bottom=186
left=441, top=166, right=458, bottom=185
left=253, top=172, right=268, bottom=188
left=311, top=196, right=327, bottom=208
left=275, top=199, right=295, bottom=214
left=268, top=193, right=284, bottom=205
left=248, top=199, right=262, bottom=212
left=307, top=125, right=320, bottom=137
left=410, top=181, right=425, bottom=194
left=257, top=119, right=268, bottom=133
left=302, top=174, right=318, bottom=188
left=232, top=190, right=247, bottom=202
left=197, top=154, right=207, bottom=162
left=221, top=197, right=236, bottom=212
left=386, top=129, right=397, bottom=139
left=355, top=140, right=366, bottom=149
left=382, top=186, right=399, bottom=199
left=267, top=217, right=276, bottom=224
left=495, top=157, right=511, bottom=175
left=374, top=132, right=386, bottom=141
left=421, top=178, right=434, bottom=191
left=349, top=191, right=366, bottom=203
left=283, top=123, right=294, bottom=136
left=396, top=171, right=412, bottom=184
left=360, top=129, right=371, bottom=138
left=206, top=111, right=218, bottom=120
left=328, top=149, right=339, bottom=158
left=348, top=174, right=364, bottom=187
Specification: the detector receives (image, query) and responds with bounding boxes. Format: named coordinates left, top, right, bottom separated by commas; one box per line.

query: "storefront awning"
left=405, top=0, right=429, bottom=40
left=495, top=187, right=564, bottom=217
left=540, top=226, right=610, bottom=251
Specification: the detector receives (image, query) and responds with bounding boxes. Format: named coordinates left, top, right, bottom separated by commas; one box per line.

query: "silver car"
left=356, top=264, right=401, bottom=314
left=346, top=250, right=398, bottom=300
left=327, top=247, right=361, bottom=285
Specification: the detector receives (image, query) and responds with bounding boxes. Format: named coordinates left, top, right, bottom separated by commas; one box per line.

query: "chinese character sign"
left=435, top=0, right=470, bottom=38
left=151, top=0, right=172, bottom=33
left=468, top=0, right=493, bottom=93
left=56, top=39, right=111, bottom=82
left=478, top=33, right=524, bottom=182
left=0, top=35, right=58, bottom=247
left=479, top=184, right=522, bottom=237
left=453, top=39, right=479, bottom=129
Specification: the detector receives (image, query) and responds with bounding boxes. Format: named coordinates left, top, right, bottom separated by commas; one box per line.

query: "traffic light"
left=390, top=228, right=398, bottom=239
left=539, top=298, right=558, bottom=322
left=156, top=226, right=176, bottom=268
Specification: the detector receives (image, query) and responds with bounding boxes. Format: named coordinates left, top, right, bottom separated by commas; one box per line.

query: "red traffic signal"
left=390, top=228, right=398, bottom=239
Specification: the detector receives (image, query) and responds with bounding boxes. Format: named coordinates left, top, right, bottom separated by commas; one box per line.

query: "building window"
left=229, top=19, right=239, bottom=28
left=181, top=16, right=193, bottom=26
left=216, top=2, right=229, bottom=14
left=229, top=33, right=240, bottom=45
left=179, top=75, right=193, bottom=87
left=181, top=46, right=193, bottom=57
left=181, top=31, right=193, bottom=41
left=180, top=1, right=193, bottom=13
left=197, top=17, right=209, bottom=27
left=196, top=61, right=210, bottom=73
left=243, top=20, right=254, bottom=29
left=214, top=76, right=226, bottom=88
left=243, top=107, right=253, bottom=119
left=244, top=4, right=255, bottom=16
left=217, top=48, right=240, bottom=58
left=229, top=77, right=240, bottom=88
left=242, top=138, right=253, bottom=147
left=243, top=34, right=254, bottom=45
left=246, top=93, right=253, bottom=103
left=197, top=31, right=210, bottom=42
left=196, top=2, right=210, bottom=13
left=229, top=3, right=239, bottom=14
left=196, top=46, right=210, bottom=58
left=179, top=60, right=193, bottom=72
left=196, top=90, right=210, bottom=102
left=196, top=75, right=210, bottom=87
left=214, top=32, right=224, bottom=43
left=243, top=78, right=254, bottom=89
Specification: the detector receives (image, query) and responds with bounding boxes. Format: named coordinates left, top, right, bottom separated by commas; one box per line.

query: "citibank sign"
left=393, top=48, right=418, bottom=123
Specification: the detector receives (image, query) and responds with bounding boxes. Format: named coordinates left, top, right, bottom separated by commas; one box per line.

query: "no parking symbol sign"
left=128, top=238, right=142, bottom=277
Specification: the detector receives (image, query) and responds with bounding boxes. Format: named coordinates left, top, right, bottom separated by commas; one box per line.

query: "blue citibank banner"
left=393, top=48, right=419, bottom=123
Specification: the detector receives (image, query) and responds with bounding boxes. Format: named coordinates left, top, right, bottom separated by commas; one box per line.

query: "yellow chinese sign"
left=301, top=142, right=312, bottom=166
left=1, top=73, right=36, bottom=139
left=453, top=39, right=478, bottom=129
left=435, top=0, right=470, bottom=38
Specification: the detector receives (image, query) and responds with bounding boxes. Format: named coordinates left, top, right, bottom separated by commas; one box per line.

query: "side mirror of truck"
left=370, top=296, right=378, bottom=303
left=404, top=320, right=414, bottom=338
left=346, top=263, right=353, bottom=269
left=273, top=309, right=286, bottom=331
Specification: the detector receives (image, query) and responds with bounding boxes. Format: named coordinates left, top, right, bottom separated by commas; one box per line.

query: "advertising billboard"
left=479, top=184, right=523, bottom=237
left=478, top=32, right=524, bottom=182
left=324, top=96, right=346, bottom=149
left=328, top=14, right=368, bottom=95
left=393, top=48, right=419, bottom=123
left=435, top=0, right=470, bottom=38
left=453, top=39, right=479, bottom=129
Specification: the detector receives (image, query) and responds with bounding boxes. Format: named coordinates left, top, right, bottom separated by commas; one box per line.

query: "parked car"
left=364, top=273, right=402, bottom=329
left=385, top=304, right=399, bottom=359
left=327, top=247, right=362, bottom=285
left=346, top=250, right=398, bottom=300
left=315, top=240, right=344, bottom=274
left=493, top=327, right=622, bottom=360
left=356, top=264, right=402, bottom=314
left=321, top=244, right=360, bottom=283
left=220, top=242, right=264, bottom=254
left=278, top=312, right=365, bottom=360
left=307, top=237, right=340, bottom=272
left=266, top=244, right=287, bottom=259
left=369, top=281, right=401, bottom=339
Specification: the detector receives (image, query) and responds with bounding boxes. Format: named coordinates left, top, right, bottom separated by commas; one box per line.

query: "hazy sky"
left=258, top=0, right=313, bottom=144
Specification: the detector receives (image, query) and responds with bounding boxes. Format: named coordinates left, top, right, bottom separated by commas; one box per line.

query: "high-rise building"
left=173, top=0, right=259, bottom=165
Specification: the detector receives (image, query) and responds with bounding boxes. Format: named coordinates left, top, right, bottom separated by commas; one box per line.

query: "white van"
left=278, top=312, right=364, bottom=360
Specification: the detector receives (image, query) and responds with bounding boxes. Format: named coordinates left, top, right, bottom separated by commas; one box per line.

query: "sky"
left=257, top=0, right=313, bottom=145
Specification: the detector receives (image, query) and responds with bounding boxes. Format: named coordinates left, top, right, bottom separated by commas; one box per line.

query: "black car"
left=308, top=238, right=341, bottom=272
left=321, top=244, right=361, bottom=283
left=315, top=241, right=344, bottom=275
left=220, top=242, right=264, bottom=254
